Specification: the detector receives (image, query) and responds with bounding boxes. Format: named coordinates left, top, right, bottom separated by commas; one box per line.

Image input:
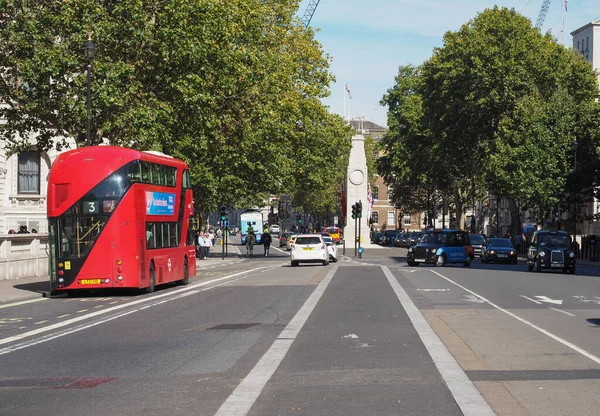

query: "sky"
left=297, top=0, right=599, bottom=128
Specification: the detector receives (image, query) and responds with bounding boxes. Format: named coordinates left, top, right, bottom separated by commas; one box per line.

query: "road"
left=1, top=240, right=600, bottom=415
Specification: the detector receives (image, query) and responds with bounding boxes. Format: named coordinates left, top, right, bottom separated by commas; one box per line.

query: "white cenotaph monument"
left=343, top=134, right=376, bottom=249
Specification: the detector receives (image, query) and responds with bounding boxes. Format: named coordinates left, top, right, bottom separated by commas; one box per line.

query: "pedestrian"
left=202, top=232, right=213, bottom=259
left=262, top=230, right=272, bottom=257
left=208, top=229, right=215, bottom=246
left=195, top=231, right=202, bottom=258
left=513, top=233, right=522, bottom=254
left=17, top=225, right=30, bottom=234
left=246, top=230, right=256, bottom=257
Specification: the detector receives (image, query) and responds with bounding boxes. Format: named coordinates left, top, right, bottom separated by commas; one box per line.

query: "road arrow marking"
left=464, top=295, right=485, bottom=303
left=521, top=295, right=542, bottom=305
left=534, top=296, right=563, bottom=305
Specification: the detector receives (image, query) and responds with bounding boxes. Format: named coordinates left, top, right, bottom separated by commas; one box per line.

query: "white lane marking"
left=0, top=298, right=47, bottom=309
left=521, top=295, right=542, bottom=305
left=417, top=288, right=449, bottom=292
left=548, top=307, right=576, bottom=317
left=215, top=266, right=338, bottom=416
left=0, top=272, right=264, bottom=356
left=534, top=296, right=563, bottom=305
left=0, top=267, right=269, bottom=347
left=384, top=266, right=495, bottom=416
left=271, top=245, right=290, bottom=256
left=430, top=269, right=600, bottom=366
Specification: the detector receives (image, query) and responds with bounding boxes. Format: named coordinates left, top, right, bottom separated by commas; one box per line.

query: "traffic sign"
left=358, top=247, right=364, bottom=254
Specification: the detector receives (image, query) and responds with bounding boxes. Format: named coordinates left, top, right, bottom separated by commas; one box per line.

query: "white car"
left=269, top=224, right=280, bottom=234
left=286, top=234, right=298, bottom=251
left=323, top=236, right=338, bottom=262
left=291, top=234, right=329, bottom=266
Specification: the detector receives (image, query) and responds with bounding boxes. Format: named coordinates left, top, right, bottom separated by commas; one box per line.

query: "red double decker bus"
left=47, top=146, right=197, bottom=294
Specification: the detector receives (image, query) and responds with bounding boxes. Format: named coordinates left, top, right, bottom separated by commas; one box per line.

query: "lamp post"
left=82, top=34, right=97, bottom=146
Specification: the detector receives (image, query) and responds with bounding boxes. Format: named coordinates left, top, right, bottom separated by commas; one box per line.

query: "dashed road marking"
left=57, top=314, right=70, bottom=319
left=548, top=307, right=576, bottom=317
left=0, top=298, right=47, bottom=309
left=77, top=309, right=89, bottom=313
left=34, top=320, right=48, bottom=325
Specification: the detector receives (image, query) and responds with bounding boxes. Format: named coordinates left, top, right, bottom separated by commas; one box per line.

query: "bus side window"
left=182, top=170, right=191, bottom=189
left=146, top=223, right=155, bottom=249
left=141, top=162, right=152, bottom=184
left=166, top=167, right=176, bottom=187
left=127, top=161, right=142, bottom=183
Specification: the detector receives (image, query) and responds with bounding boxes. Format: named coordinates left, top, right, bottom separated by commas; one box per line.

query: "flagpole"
left=560, top=0, right=564, bottom=45
left=343, top=83, right=347, bottom=122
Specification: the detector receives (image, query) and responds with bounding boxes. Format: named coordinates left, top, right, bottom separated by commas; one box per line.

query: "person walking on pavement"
left=246, top=230, right=256, bottom=257
left=195, top=231, right=202, bottom=259
left=262, top=231, right=272, bottom=257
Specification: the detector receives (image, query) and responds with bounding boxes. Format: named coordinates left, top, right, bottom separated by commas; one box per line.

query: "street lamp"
left=82, top=33, right=97, bottom=146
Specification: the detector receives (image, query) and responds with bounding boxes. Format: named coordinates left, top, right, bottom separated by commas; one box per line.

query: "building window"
left=372, top=211, right=379, bottom=224
left=18, top=152, right=40, bottom=194
left=404, top=214, right=411, bottom=226
left=373, top=185, right=379, bottom=200
left=387, top=186, right=393, bottom=200
left=388, top=211, right=395, bottom=226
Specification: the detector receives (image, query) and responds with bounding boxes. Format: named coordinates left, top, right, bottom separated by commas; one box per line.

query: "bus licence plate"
left=303, top=247, right=313, bottom=251
left=80, top=279, right=101, bottom=285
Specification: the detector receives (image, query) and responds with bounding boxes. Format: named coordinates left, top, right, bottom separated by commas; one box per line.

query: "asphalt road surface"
left=2, top=243, right=600, bottom=415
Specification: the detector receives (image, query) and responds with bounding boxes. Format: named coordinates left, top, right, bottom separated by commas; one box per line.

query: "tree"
left=0, top=0, right=350, bottom=216
left=418, top=6, right=599, bottom=228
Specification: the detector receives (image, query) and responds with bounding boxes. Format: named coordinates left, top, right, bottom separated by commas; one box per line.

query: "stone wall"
left=0, top=234, right=48, bottom=280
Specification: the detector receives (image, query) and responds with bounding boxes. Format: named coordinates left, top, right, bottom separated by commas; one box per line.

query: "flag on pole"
left=345, top=83, right=352, bottom=99
left=563, top=0, right=567, bottom=11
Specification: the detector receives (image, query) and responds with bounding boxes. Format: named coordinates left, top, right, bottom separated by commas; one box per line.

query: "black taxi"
left=527, top=230, right=576, bottom=274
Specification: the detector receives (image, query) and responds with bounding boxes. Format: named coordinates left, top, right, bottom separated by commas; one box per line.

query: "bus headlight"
left=117, top=275, right=123, bottom=281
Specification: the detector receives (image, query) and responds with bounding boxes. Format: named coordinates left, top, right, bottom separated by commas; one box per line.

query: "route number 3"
left=84, top=201, right=100, bottom=214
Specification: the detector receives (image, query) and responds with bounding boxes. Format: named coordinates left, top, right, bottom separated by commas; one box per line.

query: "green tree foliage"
left=382, top=6, right=599, bottom=229
left=0, top=0, right=350, bottom=216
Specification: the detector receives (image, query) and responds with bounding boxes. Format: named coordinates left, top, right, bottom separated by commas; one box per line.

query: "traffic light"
left=297, top=217, right=302, bottom=224
left=351, top=203, right=357, bottom=219
left=357, top=201, right=362, bottom=218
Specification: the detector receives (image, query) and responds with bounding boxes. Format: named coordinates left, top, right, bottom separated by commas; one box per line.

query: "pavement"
left=0, top=255, right=245, bottom=306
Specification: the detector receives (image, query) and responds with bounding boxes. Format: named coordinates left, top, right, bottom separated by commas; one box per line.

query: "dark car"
left=395, top=233, right=410, bottom=247
left=409, top=231, right=423, bottom=246
left=481, top=238, right=517, bottom=264
left=372, top=232, right=384, bottom=244
left=527, top=230, right=575, bottom=274
left=383, top=230, right=399, bottom=246
left=407, top=229, right=475, bottom=267
left=469, top=234, right=486, bottom=258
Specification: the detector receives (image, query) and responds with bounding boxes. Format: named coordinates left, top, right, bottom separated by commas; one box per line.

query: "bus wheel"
left=146, top=263, right=156, bottom=293
left=178, top=257, right=189, bottom=286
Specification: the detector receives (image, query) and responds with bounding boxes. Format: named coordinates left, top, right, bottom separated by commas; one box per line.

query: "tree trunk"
left=454, top=188, right=463, bottom=230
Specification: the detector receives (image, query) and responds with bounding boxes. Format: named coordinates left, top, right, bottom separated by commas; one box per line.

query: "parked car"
left=407, top=229, right=474, bottom=267
left=469, top=233, right=486, bottom=258
left=291, top=234, right=329, bottom=266
left=481, top=238, right=517, bottom=264
left=527, top=230, right=575, bottom=274
left=372, top=232, right=384, bottom=244
left=323, top=235, right=339, bottom=262
left=383, top=230, right=399, bottom=246
left=409, top=231, right=423, bottom=246
left=395, top=233, right=410, bottom=247
left=279, top=232, right=293, bottom=247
